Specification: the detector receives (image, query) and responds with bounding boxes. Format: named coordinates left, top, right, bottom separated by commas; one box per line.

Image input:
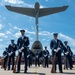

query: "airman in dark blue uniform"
left=3, top=47, right=8, bottom=70
left=63, top=41, right=73, bottom=70
left=16, top=30, right=29, bottom=73
left=43, top=46, right=49, bottom=68
left=35, top=51, right=40, bottom=67
left=27, top=47, right=32, bottom=68
left=50, top=33, right=63, bottom=73
left=8, top=40, right=17, bottom=70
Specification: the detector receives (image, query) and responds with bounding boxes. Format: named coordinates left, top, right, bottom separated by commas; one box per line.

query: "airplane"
left=5, top=2, right=68, bottom=53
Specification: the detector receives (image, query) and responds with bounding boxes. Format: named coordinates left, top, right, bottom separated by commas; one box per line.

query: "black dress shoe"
left=70, top=68, right=72, bottom=70
left=16, top=71, right=20, bottom=73
left=54, top=71, right=56, bottom=73
left=24, top=70, right=27, bottom=73
left=59, top=71, right=63, bottom=73
left=11, top=68, right=13, bottom=70
left=8, top=69, right=10, bottom=70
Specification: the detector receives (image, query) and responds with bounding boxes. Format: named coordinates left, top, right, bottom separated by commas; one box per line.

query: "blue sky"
left=0, top=0, right=75, bottom=56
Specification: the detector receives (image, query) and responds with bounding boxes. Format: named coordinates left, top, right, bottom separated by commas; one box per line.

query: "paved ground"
left=0, top=65, right=75, bottom=75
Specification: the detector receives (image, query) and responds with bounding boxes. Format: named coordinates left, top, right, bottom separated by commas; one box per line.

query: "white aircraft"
left=5, top=2, right=68, bottom=53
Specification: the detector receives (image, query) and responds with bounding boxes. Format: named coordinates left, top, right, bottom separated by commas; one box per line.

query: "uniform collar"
left=64, top=44, right=67, bottom=48
left=21, top=35, right=25, bottom=40
left=11, top=43, right=14, bottom=46
left=54, top=39, right=57, bottom=43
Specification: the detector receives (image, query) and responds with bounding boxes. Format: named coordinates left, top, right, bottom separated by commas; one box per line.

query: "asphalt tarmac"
left=0, top=65, right=75, bottom=75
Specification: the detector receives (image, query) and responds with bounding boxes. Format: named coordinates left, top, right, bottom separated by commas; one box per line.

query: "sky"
left=0, top=0, right=75, bottom=56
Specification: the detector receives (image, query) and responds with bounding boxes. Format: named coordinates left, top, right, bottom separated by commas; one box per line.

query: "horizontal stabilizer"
left=39, top=6, right=68, bottom=17
left=5, top=5, right=68, bottom=18
left=5, top=5, right=35, bottom=17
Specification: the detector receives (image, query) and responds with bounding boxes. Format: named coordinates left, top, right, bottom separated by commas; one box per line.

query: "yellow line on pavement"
left=35, top=67, right=38, bottom=75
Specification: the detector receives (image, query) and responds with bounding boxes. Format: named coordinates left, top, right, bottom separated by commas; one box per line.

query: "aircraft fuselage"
left=35, top=2, right=40, bottom=25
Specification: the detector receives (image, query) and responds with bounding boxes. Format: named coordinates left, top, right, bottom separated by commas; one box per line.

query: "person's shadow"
left=15, top=72, right=45, bottom=75
left=27, top=72, right=45, bottom=75
left=63, top=72, right=75, bottom=74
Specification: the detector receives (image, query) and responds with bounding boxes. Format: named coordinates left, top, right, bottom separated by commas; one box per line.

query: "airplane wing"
left=5, top=5, right=35, bottom=17
left=39, top=6, right=68, bottom=17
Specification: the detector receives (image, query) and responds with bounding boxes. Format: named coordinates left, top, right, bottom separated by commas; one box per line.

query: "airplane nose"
left=31, top=41, right=43, bottom=53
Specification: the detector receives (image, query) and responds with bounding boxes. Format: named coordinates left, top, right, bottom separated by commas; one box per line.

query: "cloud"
left=2, top=0, right=45, bottom=8
left=0, top=33, right=5, bottom=36
left=14, top=26, right=21, bottom=30
left=14, top=29, right=35, bottom=38
left=0, top=39, right=3, bottom=41
left=0, top=44, right=7, bottom=49
left=40, top=5, right=45, bottom=8
left=0, top=24, right=3, bottom=29
left=8, top=23, right=12, bottom=27
left=22, top=2, right=44, bottom=8
left=23, top=2, right=44, bottom=8
left=6, top=30, right=11, bottom=34
left=39, top=31, right=51, bottom=36
left=13, top=26, right=35, bottom=36
left=23, top=2, right=33, bottom=8
left=42, top=38, right=46, bottom=41
left=29, top=37, right=33, bottom=40
left=3, top=0, right=24, bottom=4
left=3, top=17, right=6, bottom=20
left=0, top=33, right=8, bottom=38
left=2, top=0, right=33, bottom=7
left=26, top=30, right=35, bottom=35
left=31, top=26, right=35, bottom=30
left=14, top=31, right=20, bottom=38
left=59, top=33, right=75, bottom=47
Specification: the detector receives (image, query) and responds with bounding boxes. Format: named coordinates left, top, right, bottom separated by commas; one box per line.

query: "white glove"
left=44, top=54, right=47, bottom=57
left=18, top=47, right=24, bottom=53
left=36, top=56, right=38, bottom=58
left=57, top=47, right=61, bottom=51
left=18, top=49, right=22, bottom=53
left=57, top=47, right=61, bottom=52
left=54, top=49, right=58, bottom=52
left=8, top=53, right=11, bottom=56
left=48, top=56, right=50, bottom=58
left=27, top=55, right=30, bottom=58
left=11, top=52, right=13, bottom=55
left=4, top=55, right=7, bottom=58
left=65, top=52, right=69, bottom=55
left=21, top=47, right=24, bottom=50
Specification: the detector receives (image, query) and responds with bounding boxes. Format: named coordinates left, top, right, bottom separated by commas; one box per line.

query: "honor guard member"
left=27, top=47, right=32, bottom=68
left=50, top=33, right=63, bottom=73
left=63, top=41, right=73, bottom=70
left=17, top=29, right=29, bottom=73
left=43, top=46, right=49, bottom=68
left=35, top=51, right=40, bottom=67
left=8, top=40, right=17, bottom=70
left=3, top=47, right=8, bottom=70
